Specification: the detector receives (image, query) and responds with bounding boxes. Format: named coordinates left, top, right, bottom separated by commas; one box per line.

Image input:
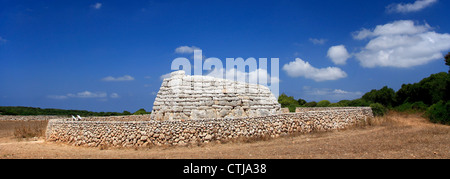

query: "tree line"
left=279, top=52, right=450, bottom=125
left=0, top=106, right=151, bottom=117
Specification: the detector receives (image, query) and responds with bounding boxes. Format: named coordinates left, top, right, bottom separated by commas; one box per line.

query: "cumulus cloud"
left=160, top=73, right=172, bottom=81
left=47, top=95, right=68, bottom=100
left=302, top=87, right=363, bottom=101
left=91, top=2, right=102, bottom=9
left=48, top=91, right=119, bottom=99
left=67, top=91, right=107, bottom=98
left=352, top=20, right=431, bottom=40
left=353, top=20, right=450, bottom=68
left=282, top=58, right=347, bottom=82
left=387, top=0, right=437, bottom=13
left=102, top=75, right=135, bottom=82
left=110, top=93, right=120, bottom=98
left=327, top=45, right=351, bottom=65
left=309, top=38, right=327, bottom=45
left=175, top=46, right=201, bottom=54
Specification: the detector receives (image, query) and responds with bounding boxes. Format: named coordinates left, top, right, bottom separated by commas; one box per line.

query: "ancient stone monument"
left=150, top=70, right=281, bottom=121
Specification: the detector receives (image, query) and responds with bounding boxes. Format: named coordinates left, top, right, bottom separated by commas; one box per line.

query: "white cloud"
left=303, top=87, right=363, bottom=101
left=353, top=20, right=450, bottom=68
left=110, top=93, right=119, bottom=98
left=48, top=91, right=120, bottom=99
left=327, top=45, right=351, bottom=65
left=160, top=73, right=172, bottom=81
left=175, top=46, right=201, bottom=54
left=352, top=20, right=431, bottom=40
left=387, top=0, right=437, bottom=13
left=282, top=58, right=347, bottom=82
left=333, top=89, right=350, bottom=94
left=47, top=95, right=68, bottom=100
left=91, top=3, right=102, bottom=9
left=102, top=75, right=135, bottom=82
left=309, top=38, right=327, bottom=45
left=67, top=91, right=107, bottom=98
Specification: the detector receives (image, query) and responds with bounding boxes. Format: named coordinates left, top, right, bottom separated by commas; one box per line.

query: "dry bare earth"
left=0, top=112, right=449, bottom=159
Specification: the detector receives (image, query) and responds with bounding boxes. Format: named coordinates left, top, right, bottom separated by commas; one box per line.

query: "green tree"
left=133, top=108, right=150, bottom=115
left=426, top=101, right=450, bottom=125
left=445, top=52, right=450, bottom=73
left=304, top=101, right=317, bottom=107
left=370, top=103, right=387, bottom=117
left=362, top=86, right=396, bottom=107
left=396, top=72, right=449, bottom=105
left=122, top=111, right=132, bottom=115
left=297, top=98, right=307, bottom=106
left=317, top=100, right=331, bottom=107
left=278, top=93, right=299, bottom=108
left=445, top=52, right=450, bottom=101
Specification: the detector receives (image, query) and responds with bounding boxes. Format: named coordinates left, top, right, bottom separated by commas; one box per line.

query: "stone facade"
left=150, top=70, right=281, bottom=121
left=46, top=107, right=373, bottom=148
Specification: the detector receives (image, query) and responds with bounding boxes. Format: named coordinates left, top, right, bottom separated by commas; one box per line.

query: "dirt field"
left=0, top=112, right=449, bottom=159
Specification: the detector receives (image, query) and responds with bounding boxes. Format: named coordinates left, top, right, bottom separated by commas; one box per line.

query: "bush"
left=396, top=101, right=430, bottom=113
left=426, top=101, right=450, bottom=125
left=370, top=103, right=387, bottom=117
left=133, top=108, right=151, bottom=115
left=278, top=93, right=299, bottom=108
left=287, top=104, right=301, bottom=113
left=304, top=101, right=317, bottom=107
left=329, top=103, right=344, bottom=107
left=317, top=100, right=331, bottom=107
left=363, top=86, right=396, bottom=107
left=395, top=103, right=413, bottom=112
left=411, top=101, right=428, bottom=111
left=348, top=99, right=370, bottom=107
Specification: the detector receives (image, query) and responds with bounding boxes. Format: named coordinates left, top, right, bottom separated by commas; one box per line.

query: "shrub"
left=278, top=93, right=299, bottom=108
left=304, top=101, right=317, bottom=107
left=329, top=103, right=343, bottom=107
left=370, top=103, right=387, bottom=117
left=133, top=108, right=151, bottom=115
left=411, top=101, right=428, bottom=111
left=363, top=86, right=396, bottom=107
left=287, top=104, right=301, bottom=113
left=348, top=99, right=370, bottom=107
left=317, top=100, right=331, bottom=107
left=395, top=103, right=413, bottom=112
left=426, top=101, right=450, bottom=125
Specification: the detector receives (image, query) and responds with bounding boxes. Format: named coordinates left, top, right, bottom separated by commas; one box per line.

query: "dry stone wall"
left=150, top=71, right=281, bottom=121
left=46, top=107, right=373, bottom=148
left=0, top=115, right=63, bottom=121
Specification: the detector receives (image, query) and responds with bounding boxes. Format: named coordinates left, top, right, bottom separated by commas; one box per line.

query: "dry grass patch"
left=13, top=120, right=48, bottom=139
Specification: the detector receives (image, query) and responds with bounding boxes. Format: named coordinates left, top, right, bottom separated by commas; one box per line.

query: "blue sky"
left=1, top=0, right=449, bottom=112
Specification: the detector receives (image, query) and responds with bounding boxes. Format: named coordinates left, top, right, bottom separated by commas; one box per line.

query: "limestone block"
left=150, top=70, right=281, bottom=121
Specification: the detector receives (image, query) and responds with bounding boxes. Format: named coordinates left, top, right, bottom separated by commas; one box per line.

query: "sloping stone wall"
left=46, top=107, right=373, bottom=148
left=150, top=71, right=281, bottom=121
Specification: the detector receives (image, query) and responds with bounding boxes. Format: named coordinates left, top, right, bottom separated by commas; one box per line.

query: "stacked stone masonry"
left=46, top=107, right=374, bottom=148
left=150, top=70, right=281, bottom=121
